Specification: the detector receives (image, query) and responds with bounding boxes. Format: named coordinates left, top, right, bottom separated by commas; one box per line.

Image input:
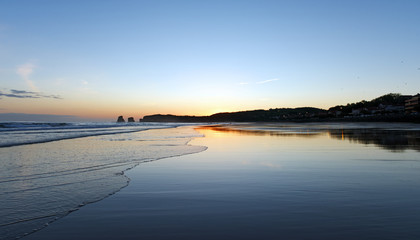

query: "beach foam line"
left=0, top=127, right=175, bottom=148
left=0, top=214, right=59, bottom=227
left=0, top=158, right=153, bottom=184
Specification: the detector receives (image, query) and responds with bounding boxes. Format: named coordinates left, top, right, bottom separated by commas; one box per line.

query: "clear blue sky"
left=1, top=0, right=419, bottom=120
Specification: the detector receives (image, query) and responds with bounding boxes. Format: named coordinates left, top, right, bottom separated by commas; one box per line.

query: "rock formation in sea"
left=117, top=116, right=125, bottom=123
left=127, top=117, right=135, bottom=122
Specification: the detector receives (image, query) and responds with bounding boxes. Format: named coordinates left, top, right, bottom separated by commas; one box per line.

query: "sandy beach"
left=3, top=1, right=420, bottom=239
left=0, top=125, right=206, bottom=240
left=23, top=124, right=420, bottom=240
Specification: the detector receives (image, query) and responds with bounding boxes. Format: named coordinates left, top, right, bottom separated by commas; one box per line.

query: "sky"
left=1, top=0, right=420, bottom=121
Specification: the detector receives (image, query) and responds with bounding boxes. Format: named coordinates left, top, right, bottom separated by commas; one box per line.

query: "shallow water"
left=23, top=123, right=420, bottom=240
left=0, top=122, right=182, bottom=147
left=0, top=126, right=206, bottom=240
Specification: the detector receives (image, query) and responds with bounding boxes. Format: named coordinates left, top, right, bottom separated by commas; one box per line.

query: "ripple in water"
left=0, top=126, right=207, bottom=240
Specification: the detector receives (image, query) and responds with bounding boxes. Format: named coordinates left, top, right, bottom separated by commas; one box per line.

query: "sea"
left=2, top=121, right=420, bottom=240
left=0, top=122, right=207, bottom=240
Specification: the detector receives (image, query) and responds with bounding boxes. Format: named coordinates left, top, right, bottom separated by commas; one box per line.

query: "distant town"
left=117, top=93, right=420, bottom=123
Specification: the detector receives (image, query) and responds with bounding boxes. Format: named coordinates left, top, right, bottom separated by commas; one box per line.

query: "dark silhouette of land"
left=141, top=107, right=326, bottom=122
left=137, top=93, right=420, bottom=123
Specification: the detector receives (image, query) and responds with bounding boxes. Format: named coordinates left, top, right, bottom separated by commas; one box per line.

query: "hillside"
left=139, top=93, right=419, bottom=123
left=141, top=107, right=327, bottom=122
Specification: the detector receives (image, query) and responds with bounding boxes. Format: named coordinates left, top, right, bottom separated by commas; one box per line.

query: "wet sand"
left=25, top=124, right=420, bottom=240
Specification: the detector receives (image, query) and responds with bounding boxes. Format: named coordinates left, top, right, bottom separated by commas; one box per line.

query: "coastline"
left=140, top=116, right=420, bottom=123
left=0, top=125, right=206, bottom=240
left=23, top=125, right=210, bottom=240
left=24, top=123, right=420, bottom=240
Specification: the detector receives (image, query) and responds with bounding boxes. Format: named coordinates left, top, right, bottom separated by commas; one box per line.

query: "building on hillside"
left=351, top=108, right=362, bottom=116
left=405, top=94, right=420, bottom=113
left=383, top=105, right=405, bottom=112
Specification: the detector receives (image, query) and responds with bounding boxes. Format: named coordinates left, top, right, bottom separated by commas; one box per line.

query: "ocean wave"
left=0, top=126, right=207, bottom=240
left=0, top=122, right=193, bottom=148
left=0, top=121, right=177, bottom=131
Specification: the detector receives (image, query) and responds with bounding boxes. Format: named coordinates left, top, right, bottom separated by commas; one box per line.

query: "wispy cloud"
left=16, top=63, right=38, bottom=91
left=0, top=89, right=62, bottom=99
left=17, top=63, right=34, bottom=78
left=256, top=78, right=279, bottom=84
left=238, top=78, right=280, bottom=86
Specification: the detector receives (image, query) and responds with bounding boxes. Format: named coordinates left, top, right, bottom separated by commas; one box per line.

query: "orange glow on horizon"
left=0, top=93, right=334, bottom=121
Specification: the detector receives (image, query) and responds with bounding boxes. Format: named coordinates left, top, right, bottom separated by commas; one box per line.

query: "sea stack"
left=117, top=116, right=125, bottom=123
left=127, top=117, right=135, bottom=122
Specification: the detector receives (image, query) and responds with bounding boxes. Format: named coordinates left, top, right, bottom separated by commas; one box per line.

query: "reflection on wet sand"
left=196, top=124, right=420, bottom=152
left=328, top=129, right=420, bottom=152
left=195, top=125, right=322, bottom=138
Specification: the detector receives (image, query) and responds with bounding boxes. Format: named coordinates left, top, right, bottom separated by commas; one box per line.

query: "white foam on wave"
left=0, top=122, right=192, bottom=148
left=0, top=125, right=207, bottom=240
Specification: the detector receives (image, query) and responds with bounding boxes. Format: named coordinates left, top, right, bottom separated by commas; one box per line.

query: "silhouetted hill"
left=141, top=107, right=327, bottom=122
left=140, top=93, right=420, bottom=123
left=328, top=93, right=411, bottom=116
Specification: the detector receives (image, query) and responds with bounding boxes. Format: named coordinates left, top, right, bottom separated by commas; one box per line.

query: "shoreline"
left=140, top=116, right=420, bottom=124
left=24, top=123, right=420, bottom=239
left=23, top=126, right=210, bottom=240
left=1, top=126, right=206, bottom=240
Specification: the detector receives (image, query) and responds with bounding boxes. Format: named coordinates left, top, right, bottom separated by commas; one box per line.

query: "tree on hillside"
left=328, top=93, right=407, bottom=116
left=370, top=93, right=404, bottom=106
